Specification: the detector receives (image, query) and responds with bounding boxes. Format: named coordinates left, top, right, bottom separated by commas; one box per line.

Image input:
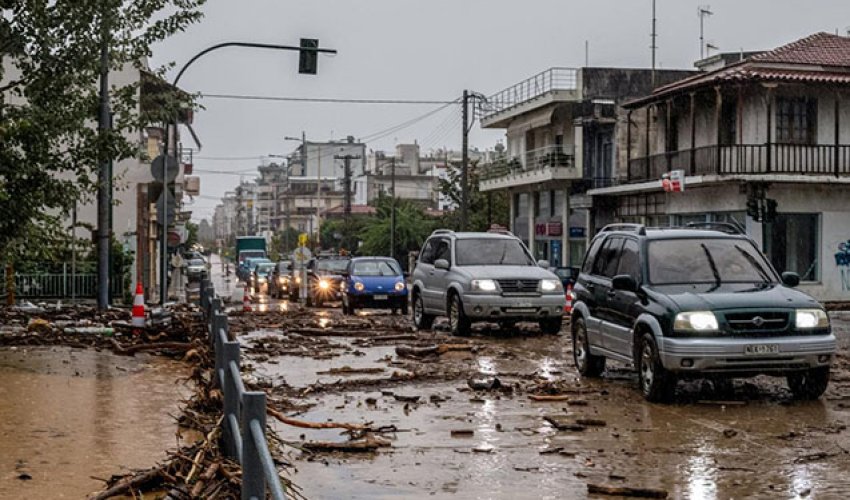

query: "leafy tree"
left=359, top=196, right=436, bottom=268
left=184, top=221, right=199, bottom=249
left=438, top=159, right=510, bottom=232
left=321, top=217, right=367, bottom=253
left=0, top=0, right=205, bottom=301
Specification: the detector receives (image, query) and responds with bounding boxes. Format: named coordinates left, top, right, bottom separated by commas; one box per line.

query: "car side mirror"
left=434, top=259, right=450, bottom=270
left=781, top=272, right=800, bottom=288
left=403, top=272, right=410, bottom=279
left=537, top=260, right=550, bottom=268
left=612, top=274, right=639, bottom=293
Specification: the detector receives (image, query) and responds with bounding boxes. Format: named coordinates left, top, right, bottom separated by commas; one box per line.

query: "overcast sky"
left=150, top=0, right=850, bottom=221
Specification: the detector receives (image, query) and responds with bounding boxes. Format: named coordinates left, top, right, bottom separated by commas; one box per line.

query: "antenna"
left=651, top=0, right=657, bottom=86
left=698, top=5, right=714, bottom=60
left=585, top=40, right=589, bottom=67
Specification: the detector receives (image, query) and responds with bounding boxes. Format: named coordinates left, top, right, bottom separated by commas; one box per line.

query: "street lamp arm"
left=172, top=41, right=338, bottom=86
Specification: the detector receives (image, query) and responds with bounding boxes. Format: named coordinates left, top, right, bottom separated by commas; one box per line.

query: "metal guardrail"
left=481, top=67, right=578, bottom=118
left=200, top=280, right=286, bottom=500
left=1, top=268, right=127, bottom=300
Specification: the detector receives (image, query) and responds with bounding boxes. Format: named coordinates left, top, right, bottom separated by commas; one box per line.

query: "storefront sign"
left=569, top=227, right=585, bottom=238
left=547, top=222, right=562, bottom=236
left=662, top=170, right=685, bottom=192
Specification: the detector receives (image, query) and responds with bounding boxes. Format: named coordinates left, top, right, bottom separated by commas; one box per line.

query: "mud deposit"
left=0, top=347, right=190, bottom=498
left=230, top=305, right=850, bottom=499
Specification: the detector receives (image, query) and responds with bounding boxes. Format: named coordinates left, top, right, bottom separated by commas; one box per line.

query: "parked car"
left=410, top=229, right=565, bottom=336
left=571, top=223, right=836, bottom=402
left=306, top=255, right=351, bottom=306
left=341, top=257, right=408, bottom=315
left=250, top=261, right=276, bottom=294
left=185, top=258, right=208, bottom=281
left=269, top=260, right=293, bottom=299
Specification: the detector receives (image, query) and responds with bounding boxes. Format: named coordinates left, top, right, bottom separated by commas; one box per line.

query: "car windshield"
left=455, top=238, right=534, bottom=266
left=316, top=259, right=350, bottom=273
left=256, top=263, right=275, bottom=273
left=648, top=238, right=777, bottom=286
left=352, top=260, right=401, bottom=276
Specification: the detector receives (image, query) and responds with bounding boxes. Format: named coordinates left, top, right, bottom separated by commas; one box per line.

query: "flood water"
left=0, top=346, right=190, bottom=498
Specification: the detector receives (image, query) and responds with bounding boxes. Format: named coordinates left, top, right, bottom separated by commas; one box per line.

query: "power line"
left=199, top=93, right=456, bottom=105
left=195, top=155, right=266, bottom=161
left=359, top=100, right=459, bottom=143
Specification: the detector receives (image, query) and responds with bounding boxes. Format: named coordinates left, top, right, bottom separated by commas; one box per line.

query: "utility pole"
left=335, top=152, right=362, bottom=219
left=96, top=5, right=112, bottom=310
left=461, top=90, right=469, bottom=231
left=651, top=0, right=657, bottom=87
left=390, top=157, right=396, bottom=259
left=315, top=137, right=322, bottom=251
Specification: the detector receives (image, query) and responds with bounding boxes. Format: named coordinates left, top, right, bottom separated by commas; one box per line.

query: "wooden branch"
left=529, top=394, right=571, bottom=402
left=190, top=463, right=220, bottom=498
left=89, top=466, right=162, bottom=500
left=301, top=437, right=389, bottom=453
left=267, top=407, right=368, bottom=431
left=587, top=483, right=668, bottom=498
left=110, top=338, right=193, bottom=355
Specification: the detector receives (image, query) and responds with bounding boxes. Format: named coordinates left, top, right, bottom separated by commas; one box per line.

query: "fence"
left=1, top=264, right=127, bottom=301
left=200, top=280, right=286, bottom=500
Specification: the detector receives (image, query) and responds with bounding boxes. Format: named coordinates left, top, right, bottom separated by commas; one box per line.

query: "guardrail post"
left=213, top=312, right=227, bottom=386
left=205, top=285, right=215, bottom=319
left=200, top=279, right=210, bottom=315
left=241, top=391, right=267, bottom=500
left=223, top=340, right=241, bottom=459
left=212, top=311, right=226, bottom=351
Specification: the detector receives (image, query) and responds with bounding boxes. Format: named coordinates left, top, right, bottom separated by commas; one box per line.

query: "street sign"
left=292, top=246, right=312, bottom=263
left=298, top=233, right=309, bottom=247
left=662, top=169, right=685, bottom=192
left=151, top=154, right=179, bottom=183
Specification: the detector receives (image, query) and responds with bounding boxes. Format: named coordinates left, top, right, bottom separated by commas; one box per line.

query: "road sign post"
left=293, top=234, right=311, bottom=306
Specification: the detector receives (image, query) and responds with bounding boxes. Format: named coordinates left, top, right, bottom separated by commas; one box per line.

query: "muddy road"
left=227, top=291, right=850, bottom=500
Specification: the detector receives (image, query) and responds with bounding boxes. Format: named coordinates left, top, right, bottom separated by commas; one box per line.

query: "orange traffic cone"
left=132, top=282, right=146, bottom=332
left=243, top=286, right=252, bottom=312
left=564, top=283, right=574, bottom=314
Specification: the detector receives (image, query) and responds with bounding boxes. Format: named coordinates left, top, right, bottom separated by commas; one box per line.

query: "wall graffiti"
left=836, top=240, right=850, bottom=292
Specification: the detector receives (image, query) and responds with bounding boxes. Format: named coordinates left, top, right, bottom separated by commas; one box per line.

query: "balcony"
left=627, top=144, right=850, bottom=183
left=481, top=68, right=579, bottom=128
left=479, top=145, right=579, bottom=191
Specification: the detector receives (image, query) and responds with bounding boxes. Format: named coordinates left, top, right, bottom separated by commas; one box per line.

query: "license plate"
left=506, top=308, right=535, bottom=314
left=744, top=344, right=779, bottom=355
left=374, top=294, right=388, bottom=300
left=516, top=302, right=533, bottom=308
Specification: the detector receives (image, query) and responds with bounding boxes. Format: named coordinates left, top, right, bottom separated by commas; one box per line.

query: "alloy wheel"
left=641, top=342, right=655, bottom=394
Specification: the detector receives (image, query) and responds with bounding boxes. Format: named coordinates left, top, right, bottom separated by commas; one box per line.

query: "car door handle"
left=586, top=283, right=595, bottom=291
left=607, top=290, right=617, bottom=298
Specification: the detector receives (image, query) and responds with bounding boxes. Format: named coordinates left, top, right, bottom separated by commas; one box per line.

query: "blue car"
left=341, top=257, right=408, bottom=315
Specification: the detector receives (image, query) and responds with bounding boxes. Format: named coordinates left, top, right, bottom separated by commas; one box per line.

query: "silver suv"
left=411, top=229, right=566, bottom=335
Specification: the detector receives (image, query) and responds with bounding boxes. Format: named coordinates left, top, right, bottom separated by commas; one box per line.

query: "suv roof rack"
left=600, top=223, right=646, bottom=236
left=684, top=222, right=744, bottom=235
left=431, top=229, right=455, bottom=235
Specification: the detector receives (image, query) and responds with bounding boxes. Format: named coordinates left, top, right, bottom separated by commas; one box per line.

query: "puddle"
left=0, top=346, right=190, bottom=498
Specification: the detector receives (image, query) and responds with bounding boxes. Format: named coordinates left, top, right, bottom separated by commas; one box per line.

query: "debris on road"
left=586, top=483, right=668, bottom=498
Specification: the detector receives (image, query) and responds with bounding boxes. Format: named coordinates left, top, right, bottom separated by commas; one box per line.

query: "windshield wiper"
left=734, top=245, right=772, bottom=284
left=700, top=243, right=722, bottom=291
left=498, top=244, right=509, bottom=265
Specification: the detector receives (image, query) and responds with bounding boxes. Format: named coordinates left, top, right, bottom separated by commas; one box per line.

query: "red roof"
left=625, top=32, right=850, bottom=108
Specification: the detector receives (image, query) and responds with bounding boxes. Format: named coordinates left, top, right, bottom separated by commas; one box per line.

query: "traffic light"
left=764, top=198, right=778, bottom=223
left=299, top=38, right=318, bottom=75
left=746, top=197, right=760, bottom=221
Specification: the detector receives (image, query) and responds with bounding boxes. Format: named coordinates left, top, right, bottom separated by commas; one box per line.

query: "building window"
left=764, top=213, right=819, bottom=282
left=776, top=97, right=817, bottom=145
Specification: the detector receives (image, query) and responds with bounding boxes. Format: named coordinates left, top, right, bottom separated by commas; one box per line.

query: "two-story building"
left=479, top=66, right=694, bottom=268
left=589, top=32, right=850, bottom=301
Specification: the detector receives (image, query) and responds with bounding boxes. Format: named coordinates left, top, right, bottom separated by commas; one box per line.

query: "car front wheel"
left=787, top=367, right=830, bottom=400
left=572, top=317, right=605, bottom=377
left=412, top=293, right=434, bottom=330
left=448, top=293, right=471, bottom=337
left=638, top=332, right=676, bottom=403
left=539, top=317, right=562, bottom=335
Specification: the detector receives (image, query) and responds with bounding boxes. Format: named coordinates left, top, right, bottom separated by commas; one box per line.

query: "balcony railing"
left=627, top=144, right=850, bottom=183
left=480, top=145, right=576, bottom=181
left=481, top=68, right=578, bottom=118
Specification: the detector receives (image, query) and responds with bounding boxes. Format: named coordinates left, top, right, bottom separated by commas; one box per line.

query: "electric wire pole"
left=461, top=90, right=469, bottom=231
left=96, top=6, right=112, bottom=310
left=335, top=152, right=362, bottom=219
left=390, top=157, right=396, bottom=259
left=651, top=0, right=657, bottom=87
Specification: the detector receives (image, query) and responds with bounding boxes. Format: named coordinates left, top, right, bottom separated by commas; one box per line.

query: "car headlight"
left=295, top=276, right=302, bottom=284
left=258, top=277, right=267, bottom=283
left=278, top=277, right=285, bottom=284
left=540, top=279, right=563, bottom=293
left=318, top=279, right=330, bottom=290
left=674, top=311, right=719, bottom=332
left=470, top=279, right=498, bottom=292
left=354, top=281, right=365, bottom=292
left=795, top=309, right=829, bottom=329
left=395, top=281, right=406, bottom=292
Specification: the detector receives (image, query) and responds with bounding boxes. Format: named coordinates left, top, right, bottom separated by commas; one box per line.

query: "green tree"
left=438, top=159, right=510, bottom=232
left=321, top=217, right=367, bottom=253
left=359, top=197, right=435, bottom=267
left=0, top=1, right=205, bottom=299
left=184, top=221, right=199, bottom=249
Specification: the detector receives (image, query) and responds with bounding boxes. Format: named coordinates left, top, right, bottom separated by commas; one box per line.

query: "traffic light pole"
left=162, top=40, right=337, bottom=304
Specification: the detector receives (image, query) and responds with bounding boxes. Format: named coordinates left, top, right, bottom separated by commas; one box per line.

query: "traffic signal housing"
left=299, top=38, right=318, bottom=75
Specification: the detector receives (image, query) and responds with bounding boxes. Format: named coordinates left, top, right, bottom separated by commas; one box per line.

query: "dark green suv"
left=571, top=223, right=835, bottom=402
